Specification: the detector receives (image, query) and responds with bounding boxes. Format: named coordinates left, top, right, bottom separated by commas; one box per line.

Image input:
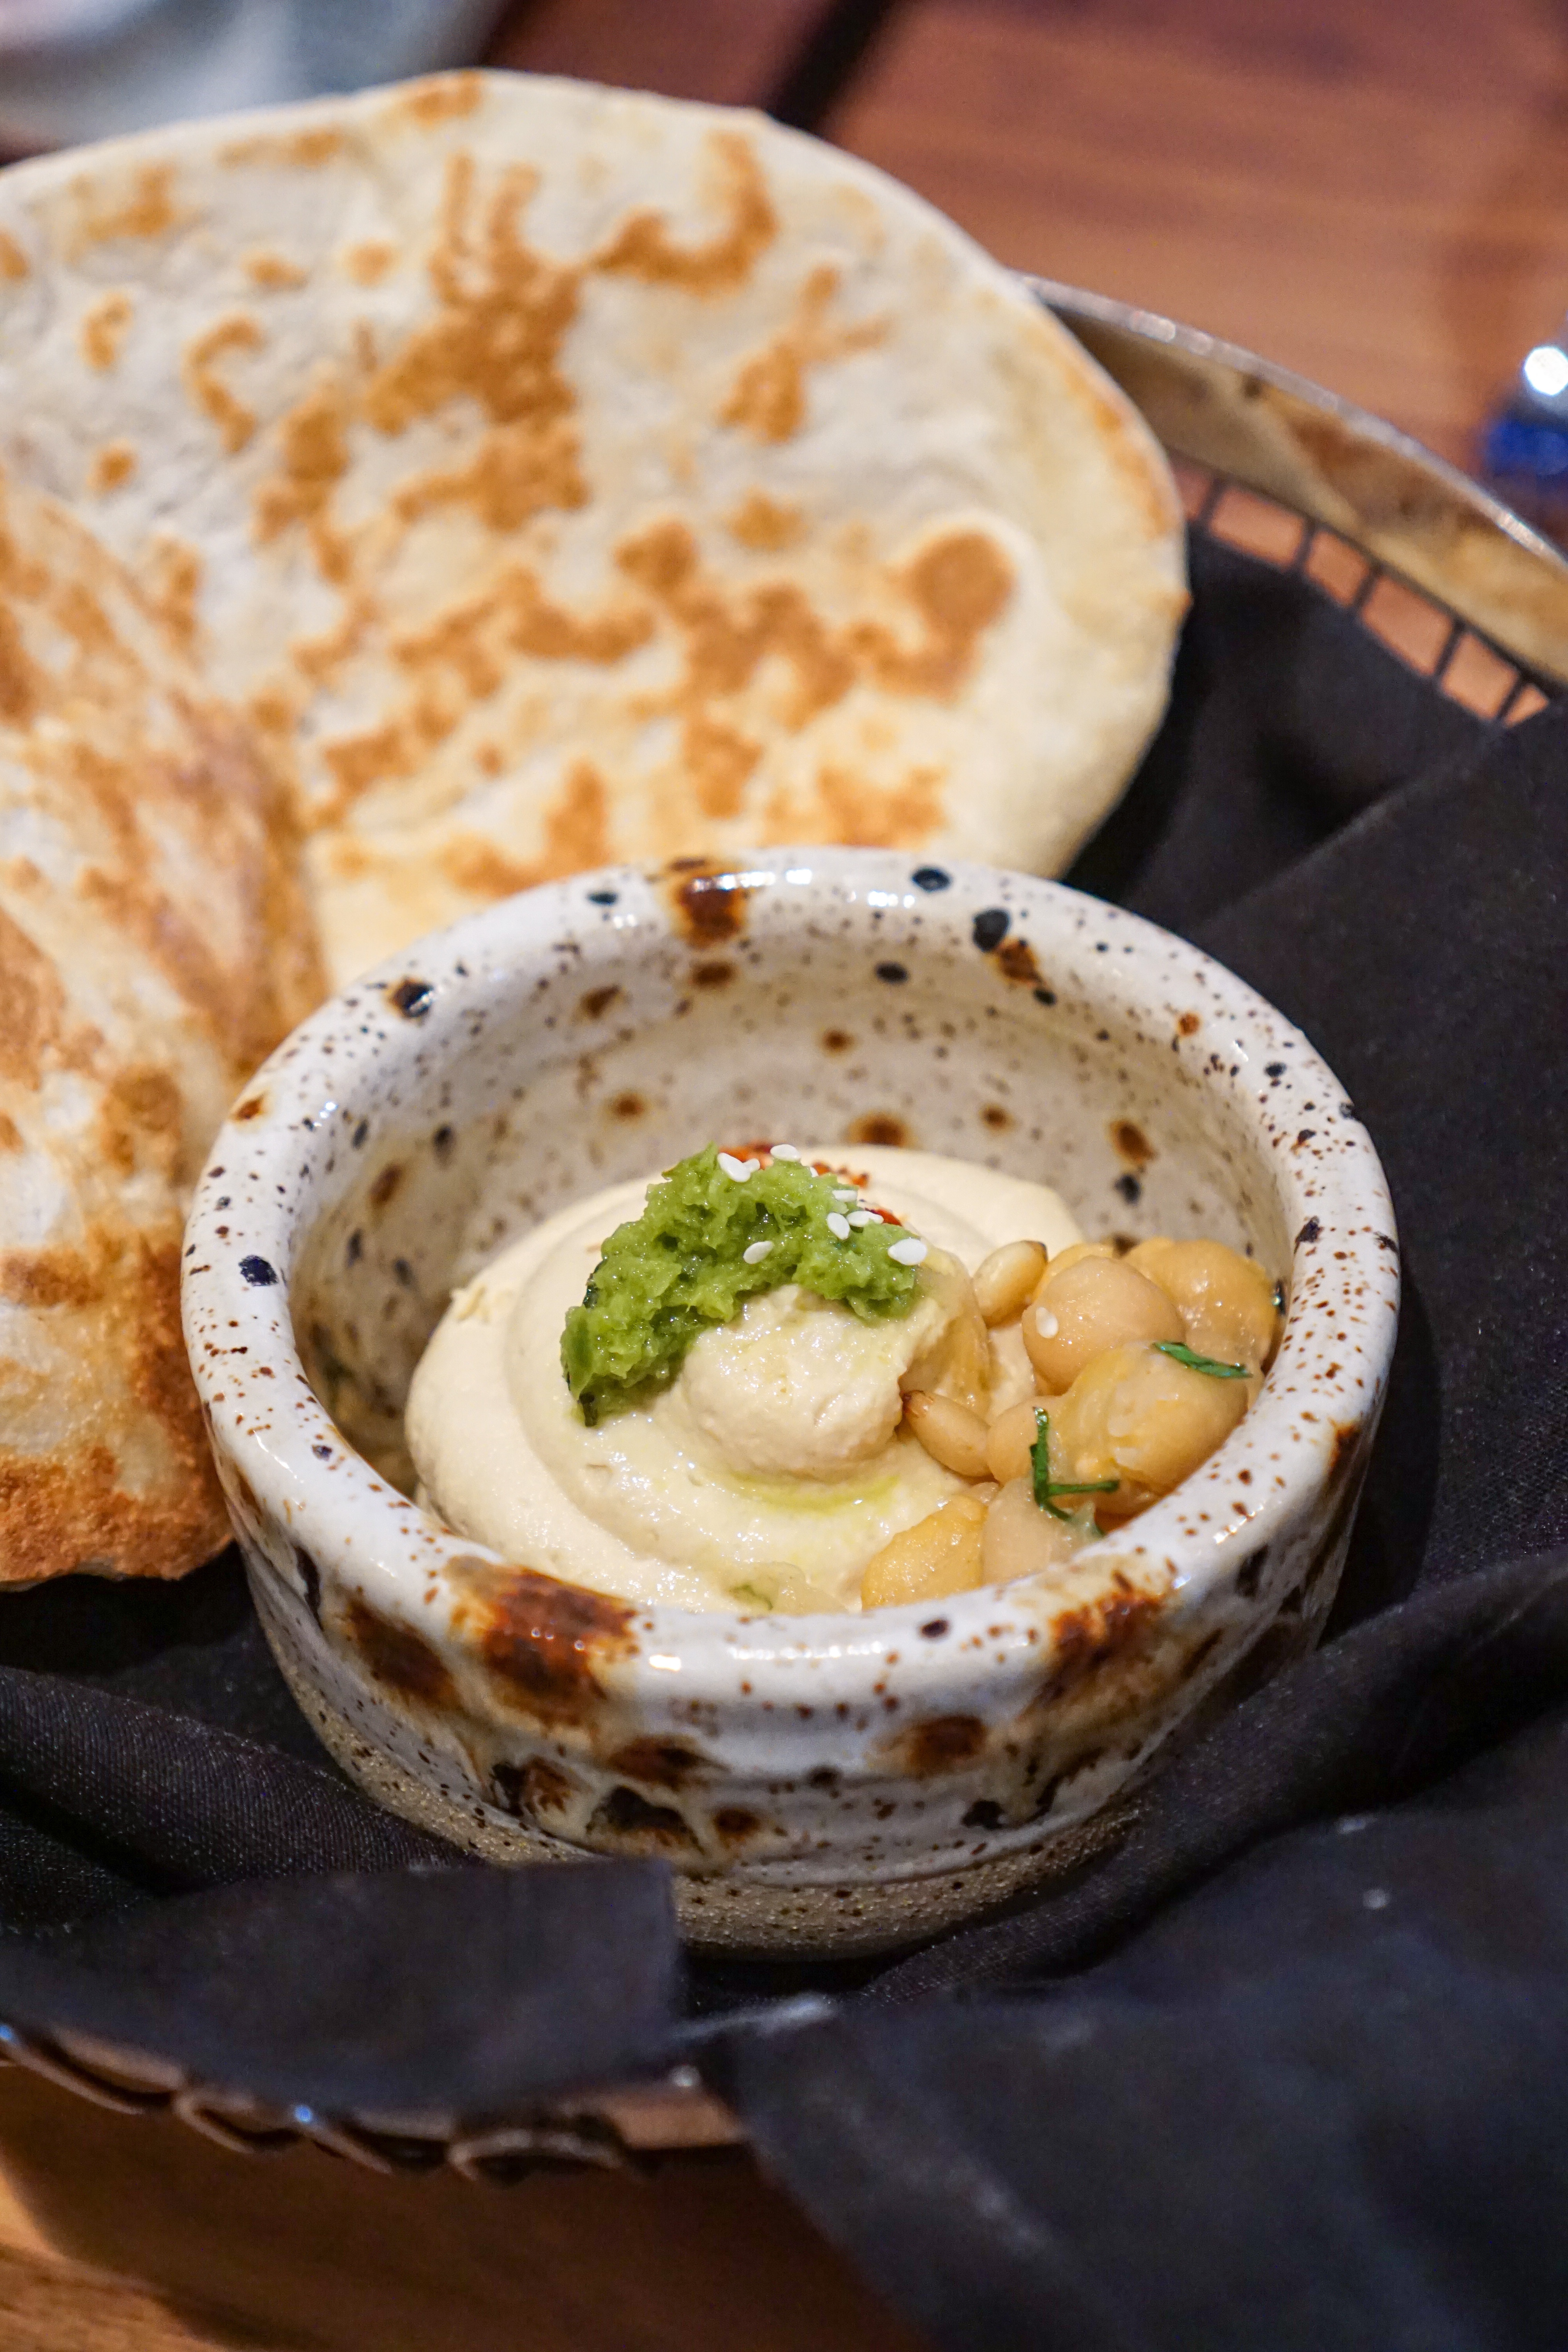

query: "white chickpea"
left=985, top=1395, right=1048, bottom=1485
left=1126, top=1237, right=1280, bottom=1370
left=860, top=1494, right=987, bottom=1608
left=1033, top=1240, right=1114, bottom=1289
left=981, top=1477, right=1083, bottom=1584
left=971, top=1240, right=1049, bottom=1327
left=1049, top=1341, right=1250, bottom=1519
left=1022, top=1254, right=1183, bottom=1392
left=904, top=1390, right=990, bottom=1480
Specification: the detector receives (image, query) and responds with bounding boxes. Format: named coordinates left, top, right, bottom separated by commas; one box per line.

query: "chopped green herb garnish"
left=1154, top=1340, right=1249, bottom=1379
left=1030, top=1408, right=1119, bottom=1520
left=730, top=1582, right=775, bottom=1612
left=561, top=1144, right=921, bottom=1424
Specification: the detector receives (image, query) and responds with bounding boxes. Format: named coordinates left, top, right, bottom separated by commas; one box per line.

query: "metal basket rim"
left=1038, top=276, right=1568, bottom=693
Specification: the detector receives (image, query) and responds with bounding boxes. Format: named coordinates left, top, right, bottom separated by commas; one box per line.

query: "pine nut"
left=972, top=1239, right=1048, bottom=1326
left=985, top=1396, right=1045, bottom=1484
left=904, top=1390, right=990, bottom=1479
left=860, top=1495, right=987, bottom=1608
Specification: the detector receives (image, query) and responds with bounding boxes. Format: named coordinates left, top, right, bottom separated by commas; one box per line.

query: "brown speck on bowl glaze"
left=588, top=1786, right=700, bottom=1852
left=344, top=1595, right=457, bottom=1709
left=1032, top=1571, right=1171, bottom=1708
left=714, top=1807, right=766, bottom=1844
left=606, top=1737, right=713, bottom=1789
left=1111, top=1118, right=1155, bottom=1167
left=451, top=1556, right=638, bottom=1728
left=847, top=1111, right=911, bottom=1149
left=665, top=856, right=751, bottom=947
left=883, top=1714, right=989, bottom=1775
left=493, top=1756, right=579, bottom=1819
left=995, top=937, right=1042, bottom=985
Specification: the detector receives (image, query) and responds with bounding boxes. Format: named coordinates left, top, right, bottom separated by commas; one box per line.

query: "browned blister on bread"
left=0, top=72, right=1185, bottom=991
left=0, top=471, right=321, bottom=1581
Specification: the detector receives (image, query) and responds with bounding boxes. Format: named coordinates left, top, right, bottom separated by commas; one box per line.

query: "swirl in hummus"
left=406, top=1143, right=1281, bottom=1616
left=408, top=1145, right=1078, bottom=1612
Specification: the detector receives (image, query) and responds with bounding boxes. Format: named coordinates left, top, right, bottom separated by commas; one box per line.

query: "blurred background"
left=7, top=0, right=1568, bottom=496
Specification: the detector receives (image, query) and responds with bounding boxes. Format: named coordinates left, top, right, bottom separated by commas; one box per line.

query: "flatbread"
left=0, top=467, right=321, bottom=1581
left=0, top=70, right=1186, bottom=989
left=0, top=72, right=1184, bottom=1581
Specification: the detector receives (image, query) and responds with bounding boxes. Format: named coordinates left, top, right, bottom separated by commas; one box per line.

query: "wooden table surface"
left=0, top=2065, right=928, bottom=2352
left=11, top=0, right=1568, bottom=2341
left=498, top=0, right=1568, bottom=470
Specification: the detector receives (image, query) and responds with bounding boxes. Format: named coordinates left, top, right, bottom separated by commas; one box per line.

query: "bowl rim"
left=182, top=848, right=1399, bottom=1700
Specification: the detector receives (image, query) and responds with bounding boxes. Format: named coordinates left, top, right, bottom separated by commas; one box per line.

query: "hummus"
left=407, top=1147, right=1082, bottom=1614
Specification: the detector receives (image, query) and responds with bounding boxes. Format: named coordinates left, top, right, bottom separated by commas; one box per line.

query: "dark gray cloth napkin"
left=0, top=532, right=1562, bottom=2348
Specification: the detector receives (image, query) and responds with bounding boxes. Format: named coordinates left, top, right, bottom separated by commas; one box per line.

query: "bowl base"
left=274, top=1636, right=1139, bottom=1959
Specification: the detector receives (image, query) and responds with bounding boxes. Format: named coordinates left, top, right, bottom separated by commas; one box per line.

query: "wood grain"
left=0, top=2242, right=261, bottom=2352
left=487, top=0, right=823, bottom=108
left=830, top=0, right=1568, bottom=467
left=0, top=2069, right=924, bottom=2352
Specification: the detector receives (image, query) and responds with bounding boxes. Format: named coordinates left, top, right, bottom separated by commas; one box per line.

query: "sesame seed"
left=832, top=1187, right=860, bottom=1203
left=742, top=1240, right=774, bottom=1264
left=826, top=1212, right=852, bottom=1241
left=717, top=1152, right=756, bottom=1181
left=770, top=1143, right=801, bottom=1161
left=848, top=1209, right=878, bottom=1227
left=887, top=1237, right=927, bottom=1266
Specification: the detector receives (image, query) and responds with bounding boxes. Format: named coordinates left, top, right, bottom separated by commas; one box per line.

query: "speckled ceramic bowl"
left=182, top=851, right=1398, bottom=1956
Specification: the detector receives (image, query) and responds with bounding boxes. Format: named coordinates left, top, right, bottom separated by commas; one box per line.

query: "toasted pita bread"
left=0, top=467, right=321, bottom=1581
left=0, top=71, right=1185, bottom=988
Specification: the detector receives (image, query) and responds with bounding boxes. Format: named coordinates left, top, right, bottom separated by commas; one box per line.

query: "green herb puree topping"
left=561, top=1145, right=923, bottom=1424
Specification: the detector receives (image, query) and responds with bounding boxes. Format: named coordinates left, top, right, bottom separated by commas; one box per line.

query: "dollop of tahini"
left=561, top=1144, right=924, bottom=1423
